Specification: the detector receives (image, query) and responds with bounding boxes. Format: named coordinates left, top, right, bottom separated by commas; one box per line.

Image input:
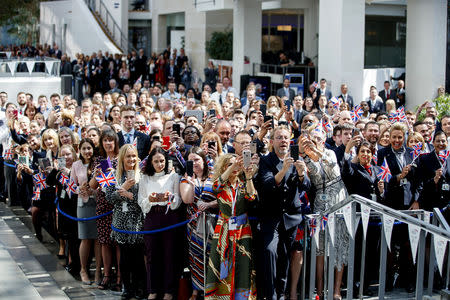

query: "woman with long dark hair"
left=138, top=147, right=181, bottom=300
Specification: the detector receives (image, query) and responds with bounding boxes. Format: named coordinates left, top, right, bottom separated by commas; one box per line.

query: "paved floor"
left=0, top=202, right=446, bottom=300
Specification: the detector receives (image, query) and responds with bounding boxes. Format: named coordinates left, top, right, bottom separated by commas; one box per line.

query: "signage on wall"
left=114, top=2, right=119, bottom=8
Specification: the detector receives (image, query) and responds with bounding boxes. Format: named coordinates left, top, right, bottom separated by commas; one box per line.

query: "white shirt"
left=138, top=172, right=181, bottom=214
left=210, top=91, right=224, bottom=103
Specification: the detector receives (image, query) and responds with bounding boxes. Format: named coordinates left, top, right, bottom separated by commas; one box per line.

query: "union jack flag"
left=411, top=142, right=423, bottom=161
left=135, top=75, right=142, bottom=85
left=58, top=173, right=69, bottom=186
left=312, top=81, right=319, bottom=89
left=322, top=117, right=333, bottom=133
left=351, top=105, right=363, bottom=122
left=66, top=180, right=77, bottom=197
left=329, top=97, right=340, bottom=110
left=372, top=150, right=378, bottom=165
left=95, top=171, right=117, bottom=189
left=132, top=137, right=138, bottom=148
left=377, top=157, right=392, bottom=182
left=388, top=112, right=400, bottom=123
left=3, top=148, right=13, bottom=160
left=145, top=121, right=152, bottom=135
left=309, top=218, right=317, bottom=237
left=321, top=215, right=328, bottom=231
left=438, top=150, right=450, bottom=164
left=299, top=191, right=310, bottom=214
left=33, top=172, right=47, bottom=189
left=397, top=106, right=406, bottom=121
left=32, top=188, right=41, bottom=201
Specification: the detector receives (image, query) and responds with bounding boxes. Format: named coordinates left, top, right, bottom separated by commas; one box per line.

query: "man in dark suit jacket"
left=367, top=88, right=385, bottom=113
left=276, top=78, right=296, bottom=101
left=117, top=106, right=150, bottom=160
left=337, top=83, right=354, bottom=109
left=165, top=59, right=180, bottom=84
left=318, top=78, right=332, bottom=100
left=256, top=127, right=310, bottom=299
left=378, top=81, right=396, bottom=103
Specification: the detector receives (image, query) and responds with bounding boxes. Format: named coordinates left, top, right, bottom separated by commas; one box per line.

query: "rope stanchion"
left=56, top=199, right=112, bottom=221
left=4, top=162, right=16, bottom=168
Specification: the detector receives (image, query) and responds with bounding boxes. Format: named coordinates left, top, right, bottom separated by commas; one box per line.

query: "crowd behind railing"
left=0, top=44, right=449, bottom=300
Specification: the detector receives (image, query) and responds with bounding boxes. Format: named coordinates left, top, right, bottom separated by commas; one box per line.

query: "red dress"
left=155, top=59, right=166, bottom=86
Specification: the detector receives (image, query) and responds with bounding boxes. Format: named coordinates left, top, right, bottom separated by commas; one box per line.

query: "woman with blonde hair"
left=406, top=131, right=425, bottom=150
left=205, top=154, right=257, bottom=299
left=200, top=132, right=223, bottom=166
left=385, top=99, right=397, bottom=115
left=106, top=144, right=145, bottom=299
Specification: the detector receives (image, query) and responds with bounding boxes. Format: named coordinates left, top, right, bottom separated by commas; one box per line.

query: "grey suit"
left=276, top=87, right=295, bottom=101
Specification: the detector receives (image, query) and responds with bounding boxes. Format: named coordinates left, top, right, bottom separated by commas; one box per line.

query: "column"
left=303, top=0, right=319, bottom=66
left=232, top=0, right=262, bottom=95
left=405, top=0, right=447, bottom=109
left=151, top=14, right=167, bottom=54
left=318, top=0, right=365, bottom=103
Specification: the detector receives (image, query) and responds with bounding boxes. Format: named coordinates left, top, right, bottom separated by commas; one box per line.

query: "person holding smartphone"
left=180, top=147, right=218, bottom=299
left=138, top=147, right=182, bottom=300
left=105, top=144, right=145, bottom=299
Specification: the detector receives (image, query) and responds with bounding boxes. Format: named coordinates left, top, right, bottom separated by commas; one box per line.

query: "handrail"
left=307, top=194, right=450, bottom=240
left=83, top=0, right=136, bottom=53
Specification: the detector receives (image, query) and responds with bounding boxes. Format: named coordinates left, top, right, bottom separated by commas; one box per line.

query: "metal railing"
left=301, top=194, right=449, bottom=300
left=193, top=0, right=216, bottom=8
left=84, top=0, right=135, bottom=53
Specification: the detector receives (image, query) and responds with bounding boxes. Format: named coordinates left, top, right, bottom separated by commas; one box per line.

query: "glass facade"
left=129, top=19, right=151, bottom=55
left=365, top=15, right=406, bottom=68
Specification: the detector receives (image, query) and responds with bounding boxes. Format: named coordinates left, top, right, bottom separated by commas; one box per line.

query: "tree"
left=0, top=0, right=40, bottom=44
left=205, top=30, right=232, bottom=60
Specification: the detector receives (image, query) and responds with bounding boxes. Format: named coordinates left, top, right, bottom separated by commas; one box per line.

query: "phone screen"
left=290, top=145, right=299, bottom=161
left=186, top=160, right=194, bottom=177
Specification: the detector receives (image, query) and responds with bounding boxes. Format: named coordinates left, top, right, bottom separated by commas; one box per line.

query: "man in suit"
left=318, top=78, right=332, bottom=100
left=276, top=78, right=296, bottom=101
left=366, top=87, right=384, bottom=113
left=135, top=48, right=147, bottom=80
left=378, top=81, right=396, bottom=103
left=256, top=126, right=310, bottom=300
left=165, top=59, right=179, bottom=85
left=214, top=120, right=233, bottom=153
left=337, top=83, right=354, bottom=109
left=117, top=106, right=150, bottom=160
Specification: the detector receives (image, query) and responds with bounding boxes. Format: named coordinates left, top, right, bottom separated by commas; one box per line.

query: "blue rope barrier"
left=4, top=162, right=16, bottom=168
left=111, top=220, right=191, bottom=235
left=56, top=199, right=113, bottom=221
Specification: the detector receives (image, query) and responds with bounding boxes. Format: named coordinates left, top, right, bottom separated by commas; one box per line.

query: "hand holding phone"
left=186, top=160, right=194, bottom=177
left=243, top=150, right=252, bottom=168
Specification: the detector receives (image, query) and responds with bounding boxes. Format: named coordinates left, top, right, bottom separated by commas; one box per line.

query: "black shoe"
left=121, top=289, right=134, bottom=300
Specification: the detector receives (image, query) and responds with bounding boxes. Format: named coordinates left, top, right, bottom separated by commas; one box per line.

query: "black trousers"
left=4, top=162, right=19, bottom=206
left=119, top=243, right=146, bottom=292
left=259, top=220, right=296, bottom=300
left=144, top=208, right=181, bottom=295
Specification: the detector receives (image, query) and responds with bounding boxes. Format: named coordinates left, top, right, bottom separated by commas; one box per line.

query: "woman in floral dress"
left=205, top=154, right=257, bottom=300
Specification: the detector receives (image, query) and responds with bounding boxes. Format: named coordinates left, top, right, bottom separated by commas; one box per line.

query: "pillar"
left=232, top=0, right=262, bottom=95
left=318, top=0, right=365, bottom=103
left=405, top=0, right=447, bottom=109
left=303, top=0, right=319, bottom=66
left=151, top=14, right=167, bottom=54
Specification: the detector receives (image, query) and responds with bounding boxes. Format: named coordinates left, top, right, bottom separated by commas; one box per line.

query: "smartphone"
left=260, top=104, right=267, bottom=116
left=172, top=123, right=181, bottom=136
left=209, top=109, right=216, bottom=118
left=13, top=109, right=18, bottom=118
left=243, top=150, right=252, bottom=168
left=208, top=141, right=216, bottom=149
left=186, top=160, right=194, bottom=177
left=18, top=155, right=29, bottom=166
left=250, top=141, right=257, bottom=154
left=184, top=110, right=204, bottom=123
left=57, top=157, right=66, bottom=169
left=54, top=105, right=61, bottom=113
left=75, top=106, right=82, bottom=118
left=167, top=159, right=173, bottom=172
left=38, top=158, right=51, bottom=169
left=152, top=135, right=161, bottom=141
left=278, top=121, right=288, bottom=126
left=352, top=128, right=361, bottom=137
left=264, top=115, right=272, bottom=125
left=248, top=128, right=255, bottom=137
left=162, top=136, right=171, bottom=150
left=126, top=170, right=135, bottom=179
left=99, top=158, right=112, bottom=174
left=285, top=100, right=291, bottom=111
left=290, top=144, right=299, bottom=161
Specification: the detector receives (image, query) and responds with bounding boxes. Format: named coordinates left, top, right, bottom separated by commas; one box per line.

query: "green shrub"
left=205, top=31, right=232, bottom=60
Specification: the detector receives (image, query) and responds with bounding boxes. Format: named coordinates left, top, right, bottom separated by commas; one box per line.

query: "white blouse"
left=138, top=171, right=181, bottom=214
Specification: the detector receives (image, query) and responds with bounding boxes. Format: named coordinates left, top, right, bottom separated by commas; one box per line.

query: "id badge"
left=319, top=194, right=328, bottom=201
left=371, top=193, right=377, bottom=202
left=229, top=217, right=237, bottom=230
left=400, top=178, right=408, bottom=186
left=442, top=184, right=450, bottom=191
left=122, top=202, right=128, bottom=212
left=77, top=197, right=83, bottom=207
left=60, top=190, right=66, bottom=199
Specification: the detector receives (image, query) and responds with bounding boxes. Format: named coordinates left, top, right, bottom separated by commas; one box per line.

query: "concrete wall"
left=40, top=0, right=121, bottom=59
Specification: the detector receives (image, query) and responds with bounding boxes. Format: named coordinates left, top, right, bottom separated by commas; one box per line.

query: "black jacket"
left=342, top=158, right=382, bottom=201
left=256, top=151, right=311, bottom=230
left=117, top=130, right=150, bottom=161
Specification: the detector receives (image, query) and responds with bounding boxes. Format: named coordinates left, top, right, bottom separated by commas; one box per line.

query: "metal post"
left=346, top=203, right=356, bottom=300
left=309, top=222, right=317, bottom=300
left=300, top=222, right=307, bottom=300
left=358, top=233, right=367, bottom=300
left=323, top=230, right=328, bottom=299
left=203, top=212, right=207, bottom=292
left=428, top=215, right=437, bottom=295
left=378, top=226, right=387, bottom=300
left=327, top=226, right=335, bottom=300
left=415, top=224, right=426, bottom=300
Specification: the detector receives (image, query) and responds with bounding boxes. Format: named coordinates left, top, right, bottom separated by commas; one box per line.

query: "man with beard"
left=363, top=121, right=380, bottom=149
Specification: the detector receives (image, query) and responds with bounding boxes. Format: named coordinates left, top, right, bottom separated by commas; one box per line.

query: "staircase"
left=83, top=0, right=134, bottom=53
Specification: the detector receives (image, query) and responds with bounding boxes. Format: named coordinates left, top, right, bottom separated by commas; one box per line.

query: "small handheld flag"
left=377, top=158, right=392, bottom=182
left=95, top=171, right=117, bottom=189
left=33, top=172, right=48, bottom=189
left=66, top=180, right=77, bottom=197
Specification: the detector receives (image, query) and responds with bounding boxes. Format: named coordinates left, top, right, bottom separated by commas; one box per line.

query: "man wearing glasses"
left=256, top=126, right=310, bottom=299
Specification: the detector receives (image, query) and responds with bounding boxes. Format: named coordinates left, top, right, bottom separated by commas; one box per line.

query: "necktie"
left=387, top=90, right=390, bottom=99
left=364, top=165, right=372, bottom=176
left=126, top=133, right=131, bottom=144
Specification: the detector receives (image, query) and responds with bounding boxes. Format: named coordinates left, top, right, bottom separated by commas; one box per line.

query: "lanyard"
left=231, top=183, right=238, bottom=217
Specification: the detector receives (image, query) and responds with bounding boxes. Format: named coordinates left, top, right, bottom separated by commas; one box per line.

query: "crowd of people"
left=0, top=45, right=449, bottom=300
